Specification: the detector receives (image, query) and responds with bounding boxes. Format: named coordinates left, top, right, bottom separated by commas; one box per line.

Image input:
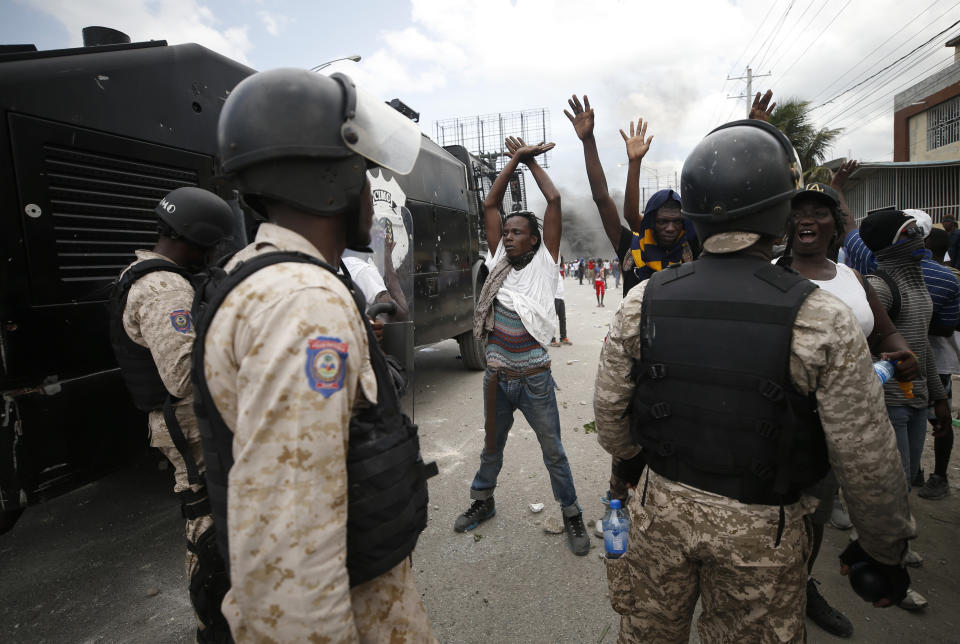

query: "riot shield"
left=344, top=168, right=415, bottom=404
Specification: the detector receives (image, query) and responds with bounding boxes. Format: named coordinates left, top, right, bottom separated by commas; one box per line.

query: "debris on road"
left=473, top=533, right=483, bottom=542
left=583, top=420, right=597, bottom=434
left=543, top=516, right=565, bottom=534
left=529, top=503, right=544, bottom=513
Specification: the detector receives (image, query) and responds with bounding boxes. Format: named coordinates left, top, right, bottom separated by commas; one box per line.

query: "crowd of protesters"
left=456, top=87, right=956, bottom=642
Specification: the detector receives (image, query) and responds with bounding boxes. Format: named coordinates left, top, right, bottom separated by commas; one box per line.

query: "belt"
left=490, top=365, right=550, bottom=380
left=484, top=365, right=550, bottom=452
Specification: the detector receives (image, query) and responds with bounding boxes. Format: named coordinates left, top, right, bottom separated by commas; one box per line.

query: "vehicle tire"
left=457, top=330, right=486, bottom=371
left=0, top=508, right=24, bottom=536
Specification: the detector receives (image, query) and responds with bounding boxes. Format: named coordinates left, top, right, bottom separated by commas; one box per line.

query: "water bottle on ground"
left=603, top=499, right=629, bottom=559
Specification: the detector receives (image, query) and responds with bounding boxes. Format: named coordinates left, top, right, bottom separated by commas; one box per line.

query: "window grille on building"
left=926, top=95, right=960, bottom=151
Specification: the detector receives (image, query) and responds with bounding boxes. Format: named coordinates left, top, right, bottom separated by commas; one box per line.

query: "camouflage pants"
left=605, top=472, right=813, bottom=644
left=151, top=407, right=215, bottom=634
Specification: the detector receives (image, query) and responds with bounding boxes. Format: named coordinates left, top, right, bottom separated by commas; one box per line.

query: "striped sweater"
left=485, top=300, right=550, bottom=370
left=865, top=240, right=947, bottom=407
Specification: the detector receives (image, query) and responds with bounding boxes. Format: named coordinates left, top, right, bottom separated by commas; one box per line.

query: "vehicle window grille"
left=44, top=143, right=199, bottom=284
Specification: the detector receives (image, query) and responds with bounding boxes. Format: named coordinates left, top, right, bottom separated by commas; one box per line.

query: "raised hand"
left=564, top=94, right=595, bottom=141
left=504, top=136, right=556, bottom=164
left=749, top=90, right=776, bottom=121
left=619, top=118, right=653, bottom=163
left=831, top=159, right=859, bottom=191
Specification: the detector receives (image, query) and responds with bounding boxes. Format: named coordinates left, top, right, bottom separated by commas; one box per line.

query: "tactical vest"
left=109, top=259, right=195, bottom=412
left=629, top=254, right=829, bottom=506
left=192, top=251, right=436, bottom=588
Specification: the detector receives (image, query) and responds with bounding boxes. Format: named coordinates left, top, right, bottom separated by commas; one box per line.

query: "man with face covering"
left=860, top=210, right=952, bottom=483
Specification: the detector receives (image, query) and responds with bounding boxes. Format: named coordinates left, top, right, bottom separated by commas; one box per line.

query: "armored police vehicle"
left=0, top=28, right=489, bottom=532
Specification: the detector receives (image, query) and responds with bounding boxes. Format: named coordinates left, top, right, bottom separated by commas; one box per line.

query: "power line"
left=813, top=17, right=960, bottom=109
left=831, top=53, right=956, bottom=136
left=811, top=6, right=960, bottom=122
left=755, top=1, right=797, bottom=71
left=808, top=0, right=949, bottom=102
left=773, top=0, right=852, bottom=84
left=816, top=27, right=951, bottom=124
left=765, top=0, right=826, bottom=76
left=727, top=1, right=778, bottom=76
left=748, top=1, right=795, bottom=69
left=819, top=41, right=948, bottom=125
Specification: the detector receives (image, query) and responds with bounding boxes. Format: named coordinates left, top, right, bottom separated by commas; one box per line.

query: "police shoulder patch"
left=306, top=336, right=349, bottom=397
left=169, top=309, right=192, bottom=333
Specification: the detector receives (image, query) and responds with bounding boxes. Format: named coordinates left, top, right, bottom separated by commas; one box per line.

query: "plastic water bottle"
left=873, top=359, right=915, bottom=398
left=603, top=499, right=629, bottom=559
left=873, top=360, right=895, bottom=384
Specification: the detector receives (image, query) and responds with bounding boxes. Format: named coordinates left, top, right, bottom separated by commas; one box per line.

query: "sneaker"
left=912, top=467, right=926, bottom=488
left=564, top=512, right=590, bottom=556
left=560, top=337, right=572, bottom=345
left=549, top=339, right=561, bottom=347
left=596, top=496, right=611, bottom=538
left=898, top=588, right=928, bottom=611
left=806, top=578, right=854, bottom=638
left=903, top=548, right=923, bottom=567
left=453, top=498, right=495, bottom=533
left=830, top=495, right=853, bottom=530
left=918, top=473, right=950, bottom=500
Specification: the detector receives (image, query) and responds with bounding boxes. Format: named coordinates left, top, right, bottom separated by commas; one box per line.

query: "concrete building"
left=893, top=36, right=960, bottom=162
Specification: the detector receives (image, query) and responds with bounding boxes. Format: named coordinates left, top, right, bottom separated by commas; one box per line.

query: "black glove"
left=612, top=452, right=646, bottom=488
left=839, top=540, right=910, bottom=605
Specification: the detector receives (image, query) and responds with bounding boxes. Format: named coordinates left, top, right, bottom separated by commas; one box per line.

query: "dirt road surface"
left=2, top=272, right=958, bottom=643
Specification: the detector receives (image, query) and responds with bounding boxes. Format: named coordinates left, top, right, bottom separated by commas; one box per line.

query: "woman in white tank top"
left=776, top=182, right=921, bottom=638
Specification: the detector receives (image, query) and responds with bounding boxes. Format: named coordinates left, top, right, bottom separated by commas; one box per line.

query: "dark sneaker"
left=564, top=512, right=590, bottom=556
left=912, top=467, right=925, bottom=488
left=454, top=498, right=495, bottom=533
left=560, top=337, right=572, bottom=345
left=807, top=578, right=853, bottom=638
left=918, top=473, right=950, bottom=500
left=549, top=339, right=561, bottom=347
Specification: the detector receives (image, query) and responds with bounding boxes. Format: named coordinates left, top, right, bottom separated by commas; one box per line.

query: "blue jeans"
left=887, top=405, right=927, bottom=490
left=470, top=369, right=580, bottom=515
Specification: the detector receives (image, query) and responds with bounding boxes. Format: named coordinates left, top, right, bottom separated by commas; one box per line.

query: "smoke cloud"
left=556, top=187, right=626, bottom=262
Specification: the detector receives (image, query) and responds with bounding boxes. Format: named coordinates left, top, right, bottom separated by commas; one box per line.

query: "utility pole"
left=726, top=67, right=772, bottom=118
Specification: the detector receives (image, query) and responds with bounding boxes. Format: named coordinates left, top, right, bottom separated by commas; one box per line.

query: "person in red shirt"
left=595, top=260, right=606, bottom=306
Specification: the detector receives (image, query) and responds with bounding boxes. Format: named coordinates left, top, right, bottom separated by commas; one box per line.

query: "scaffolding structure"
left=434, top=109, right=551, bottom=213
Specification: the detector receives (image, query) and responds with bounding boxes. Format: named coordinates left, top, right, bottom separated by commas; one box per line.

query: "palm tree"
left=768, top=98, right=843, bottom=180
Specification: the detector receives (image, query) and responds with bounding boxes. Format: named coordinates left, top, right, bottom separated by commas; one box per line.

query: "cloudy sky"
left=4, top=0, right=959, bottom=234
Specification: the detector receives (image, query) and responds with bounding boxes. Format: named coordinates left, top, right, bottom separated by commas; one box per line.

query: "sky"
left=3, top=0, right=960, bottom=246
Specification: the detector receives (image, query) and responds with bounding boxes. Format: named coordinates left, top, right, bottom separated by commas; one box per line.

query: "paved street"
left=2, top=272, right=959, bottom=643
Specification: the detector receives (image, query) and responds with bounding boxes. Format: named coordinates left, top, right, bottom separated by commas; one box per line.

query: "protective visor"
left=334, top=74, right=422, bottom=175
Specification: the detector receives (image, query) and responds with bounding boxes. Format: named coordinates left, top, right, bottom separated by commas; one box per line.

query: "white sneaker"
left=903, top=548, right=923, bottom=567
left=830, top=494, right=853, bottom=530
left=899, top=588, right=928, bottom=611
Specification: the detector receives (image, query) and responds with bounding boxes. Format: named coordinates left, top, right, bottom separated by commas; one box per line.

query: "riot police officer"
left=110, top=186, right=235, bottom=643
left=193, top=68, right=434, bottom=642
left=593, top=119, right=916, bottom=642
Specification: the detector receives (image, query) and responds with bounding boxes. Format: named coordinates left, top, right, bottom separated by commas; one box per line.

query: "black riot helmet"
left=681, top=119, right=802, bottom=252
left=216, top=68, right=421, bottom=219
left=155, top=187, right=235, bottom=248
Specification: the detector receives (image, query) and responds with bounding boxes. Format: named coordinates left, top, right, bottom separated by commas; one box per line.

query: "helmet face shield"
left=341, top=86, right=422, bottom=175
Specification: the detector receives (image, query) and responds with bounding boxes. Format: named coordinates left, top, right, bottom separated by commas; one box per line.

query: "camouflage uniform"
left=594, top=279, right=916, bottom=643
left=203, top=223, right=434, bottom=643
left=120, top=250, right=213, bottom=625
